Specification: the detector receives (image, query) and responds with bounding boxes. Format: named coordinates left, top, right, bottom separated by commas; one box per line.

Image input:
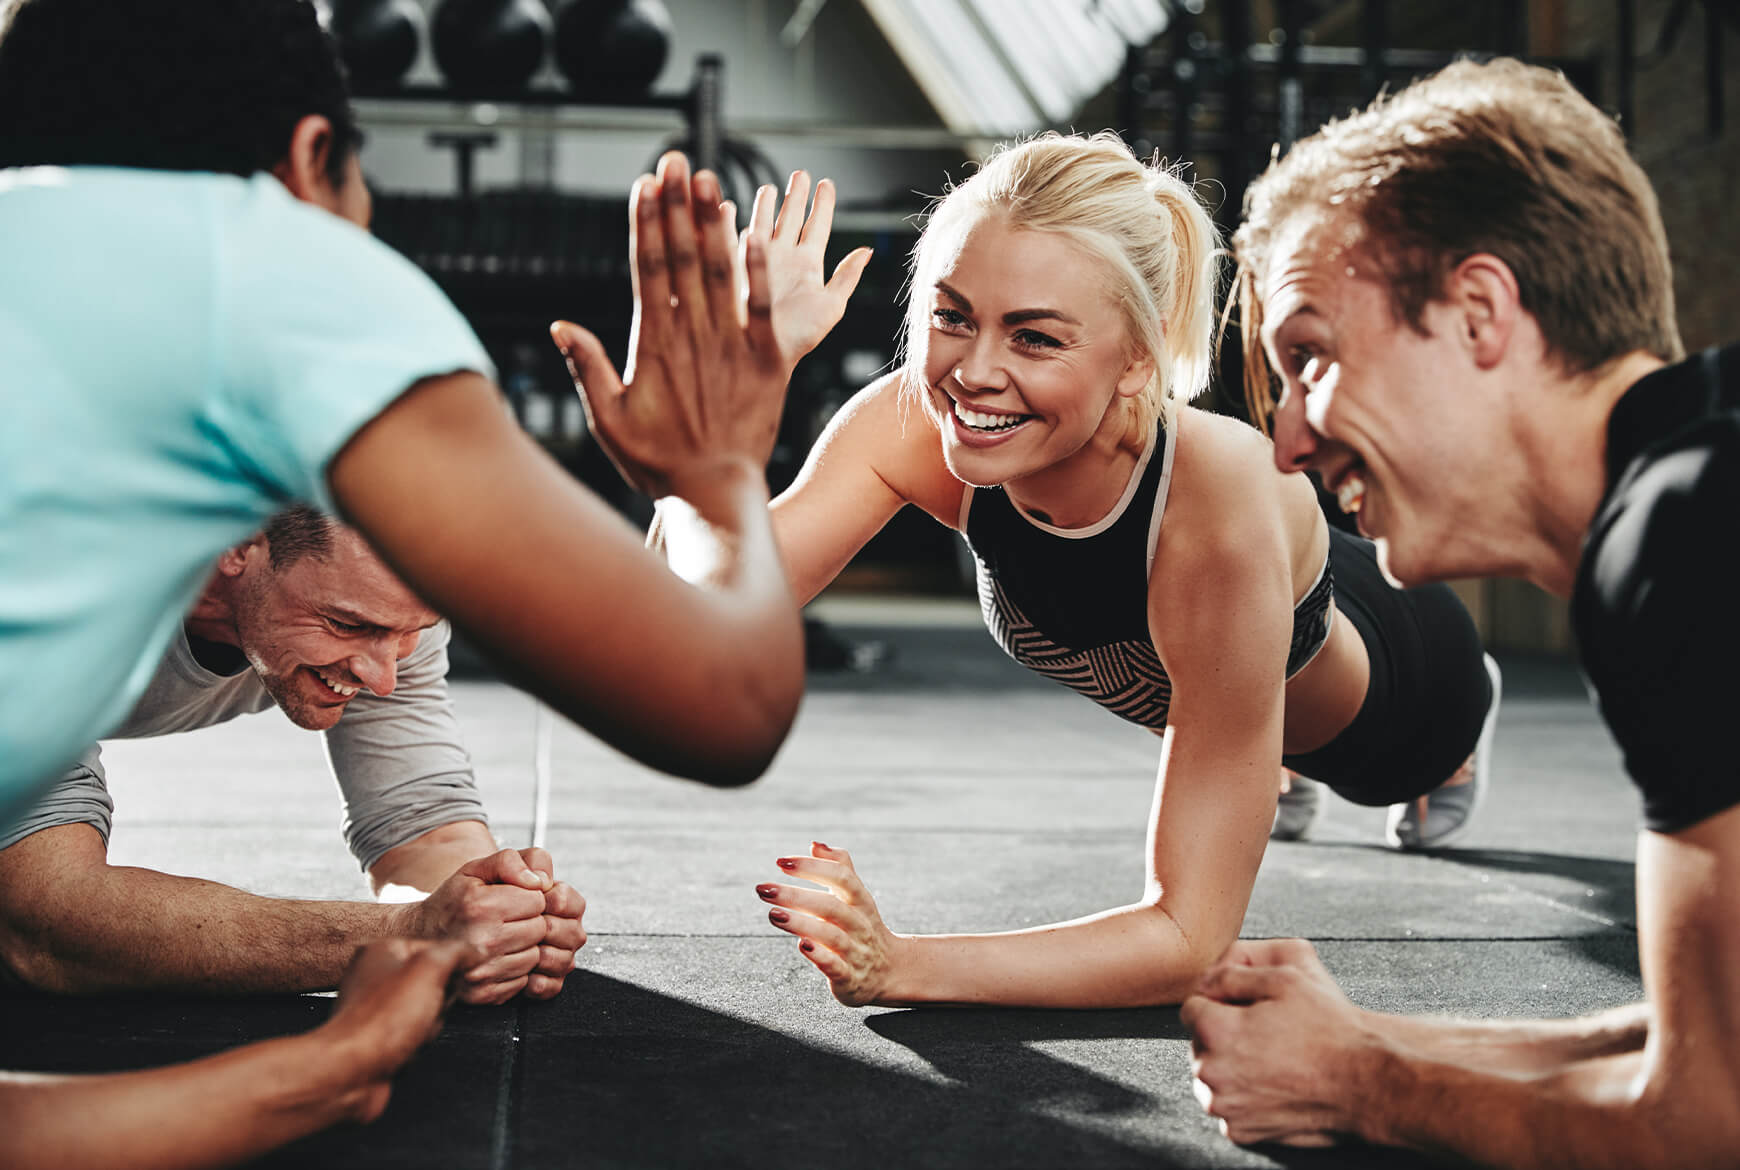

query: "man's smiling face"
left=228, top=526, right=440, bottom=730
left=1260, top=210, right=1517, bottom=587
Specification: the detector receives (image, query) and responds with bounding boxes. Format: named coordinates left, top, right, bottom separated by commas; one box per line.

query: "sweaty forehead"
left=1259, top=211, right=1373, bottom=334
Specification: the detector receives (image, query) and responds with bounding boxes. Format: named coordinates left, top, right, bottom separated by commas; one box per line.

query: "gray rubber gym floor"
left=1, top=596, right=1641, bottom=1168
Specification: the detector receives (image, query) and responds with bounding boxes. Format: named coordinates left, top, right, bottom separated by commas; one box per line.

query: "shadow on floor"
left=514, top=971, right=1201, bottom=1169
left=863, top=1004, right=1454, bottom=1170
left=0, top=989, right=514, bottom=1169
left=1429, top=847, right=1637, bottom=932
left=0, top=968, right=1503, bottom=1169
left=1321, top=843, right=1637, bottom=936
left=515, top=970, right=1476, bottom=1169
left=866, top=1004, right=1185, bottom=1116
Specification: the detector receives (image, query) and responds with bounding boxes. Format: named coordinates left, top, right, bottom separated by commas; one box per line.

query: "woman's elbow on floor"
left=1121, top=901, right=1230, bottom=1005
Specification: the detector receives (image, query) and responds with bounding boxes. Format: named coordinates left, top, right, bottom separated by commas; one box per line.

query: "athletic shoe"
left=1385, top=653, right=1503, bottom=850
left=1271, top=770, right=1323, bottom=841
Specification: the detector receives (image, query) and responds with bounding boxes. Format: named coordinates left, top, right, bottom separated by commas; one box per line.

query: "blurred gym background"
left=326, top=0, right=1738, bottom=659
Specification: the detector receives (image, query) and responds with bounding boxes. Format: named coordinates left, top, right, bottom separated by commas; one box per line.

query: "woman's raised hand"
left=745, top=171, right=871, bottom=377
left=551, top=152, right=784, bottom=499
left=758, top=842, right=903, bottom=1006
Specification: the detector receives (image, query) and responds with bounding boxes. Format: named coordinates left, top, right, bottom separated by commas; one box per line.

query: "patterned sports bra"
left=960, top=417, right=1334, bottom=732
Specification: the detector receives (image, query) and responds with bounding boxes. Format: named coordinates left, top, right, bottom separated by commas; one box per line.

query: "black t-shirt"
left=1572, top=343, right=1740, bottom=833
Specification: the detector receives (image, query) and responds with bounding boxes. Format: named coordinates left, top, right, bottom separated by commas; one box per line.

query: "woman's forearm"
left=880, top=901, right=1218, bottom=1009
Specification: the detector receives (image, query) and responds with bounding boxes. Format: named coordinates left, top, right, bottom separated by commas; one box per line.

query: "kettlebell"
left=432, top=0, right=553, bottom=94
left=328, top=0, right=425, bottom=88
left=554, top=0, right=672, bottom=100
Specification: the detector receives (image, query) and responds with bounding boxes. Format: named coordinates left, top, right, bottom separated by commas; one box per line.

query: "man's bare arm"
left=0, top=824, right=548, bottom=1000
left=1371, top=807, right=1740, bottom=1167
left=1185, top=804, right=1740, bottom=1167
left=1377, top=1002, right=1650, bottom=1078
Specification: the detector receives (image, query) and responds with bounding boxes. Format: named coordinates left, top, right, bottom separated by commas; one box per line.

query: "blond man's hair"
left=1233, top=57, right=1682, bottom=425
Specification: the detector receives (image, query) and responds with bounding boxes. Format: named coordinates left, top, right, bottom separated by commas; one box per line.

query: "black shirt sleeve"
left=1575, top=417, right=1740, bottom=833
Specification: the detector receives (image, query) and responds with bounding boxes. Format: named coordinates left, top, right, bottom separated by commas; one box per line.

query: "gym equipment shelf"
left=351, top=53, right=727, bottom=177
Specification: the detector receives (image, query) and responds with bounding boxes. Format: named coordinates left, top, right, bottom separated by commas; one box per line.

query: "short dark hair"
left=1235, top=57, right=1682, bottom=424
left=0, top=0, right=361, bottom=185
left=262, top=505, right=338, bottom=570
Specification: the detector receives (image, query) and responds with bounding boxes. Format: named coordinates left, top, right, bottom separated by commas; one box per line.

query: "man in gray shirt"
left=0, top=506, right=585, bottom=1004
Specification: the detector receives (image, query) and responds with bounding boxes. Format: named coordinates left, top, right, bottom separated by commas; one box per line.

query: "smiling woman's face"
left=915, top=214, right=1149, bottom=490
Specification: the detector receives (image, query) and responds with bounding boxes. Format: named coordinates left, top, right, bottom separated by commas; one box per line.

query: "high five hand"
left=551, top=151, right=784, bottom=499
left=745, top=171, right=871, bottom=375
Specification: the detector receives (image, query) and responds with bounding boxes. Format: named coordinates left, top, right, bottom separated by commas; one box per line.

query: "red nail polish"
left=768, top=908, right=789, bottom=924
left=800, top=940, right=815, bottom=953
left=813, top=842, right=830, bottom=851
left=776, top=858, right=798, bottom=871
left=755, top=883, right=779, bottom=900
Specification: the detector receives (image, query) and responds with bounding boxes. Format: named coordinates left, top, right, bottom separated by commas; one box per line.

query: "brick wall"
left=1553, top=0, right=1740, bottom=353
left=1462, top=0, right=1735, bottom=655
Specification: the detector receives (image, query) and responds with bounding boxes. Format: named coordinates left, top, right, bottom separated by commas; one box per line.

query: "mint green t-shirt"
left=0, top=167, right=494, bottom=822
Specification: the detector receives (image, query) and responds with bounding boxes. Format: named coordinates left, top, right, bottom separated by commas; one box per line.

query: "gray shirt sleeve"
left=0, top=744, right=114, bottom=853
left=323, top=621, right=489, bottom=872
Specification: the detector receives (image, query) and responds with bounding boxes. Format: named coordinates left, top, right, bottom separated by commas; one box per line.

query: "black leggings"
left=1281, top=528, right=1492, bottom=806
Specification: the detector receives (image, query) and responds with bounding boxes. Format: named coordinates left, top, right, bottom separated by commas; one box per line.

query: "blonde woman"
left=637, top=136, right=1500, bottom=1009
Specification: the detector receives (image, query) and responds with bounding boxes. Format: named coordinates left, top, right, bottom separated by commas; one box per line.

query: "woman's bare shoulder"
left=824, top=371, right=964, bottom=526
left=1161, top=404, right=1325, bottom=586
left=1168, top=405, right=1291, bottom=517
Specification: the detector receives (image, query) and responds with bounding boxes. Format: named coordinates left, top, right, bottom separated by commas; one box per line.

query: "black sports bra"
left=961, top=420, right=1333, bottom=732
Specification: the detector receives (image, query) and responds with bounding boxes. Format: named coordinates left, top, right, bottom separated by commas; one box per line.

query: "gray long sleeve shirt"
left=1, top=621, right=487, bottom=870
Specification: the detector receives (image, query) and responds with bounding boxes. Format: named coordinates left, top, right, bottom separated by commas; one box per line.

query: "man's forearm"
left=1358, top=1044, right=1687, bottom=1169
left=1380, top=1002, right=1650, bottom=1078
left=0, top=1030, right=370, bottom=1170
left=4, top=863, right=400, bottom=994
